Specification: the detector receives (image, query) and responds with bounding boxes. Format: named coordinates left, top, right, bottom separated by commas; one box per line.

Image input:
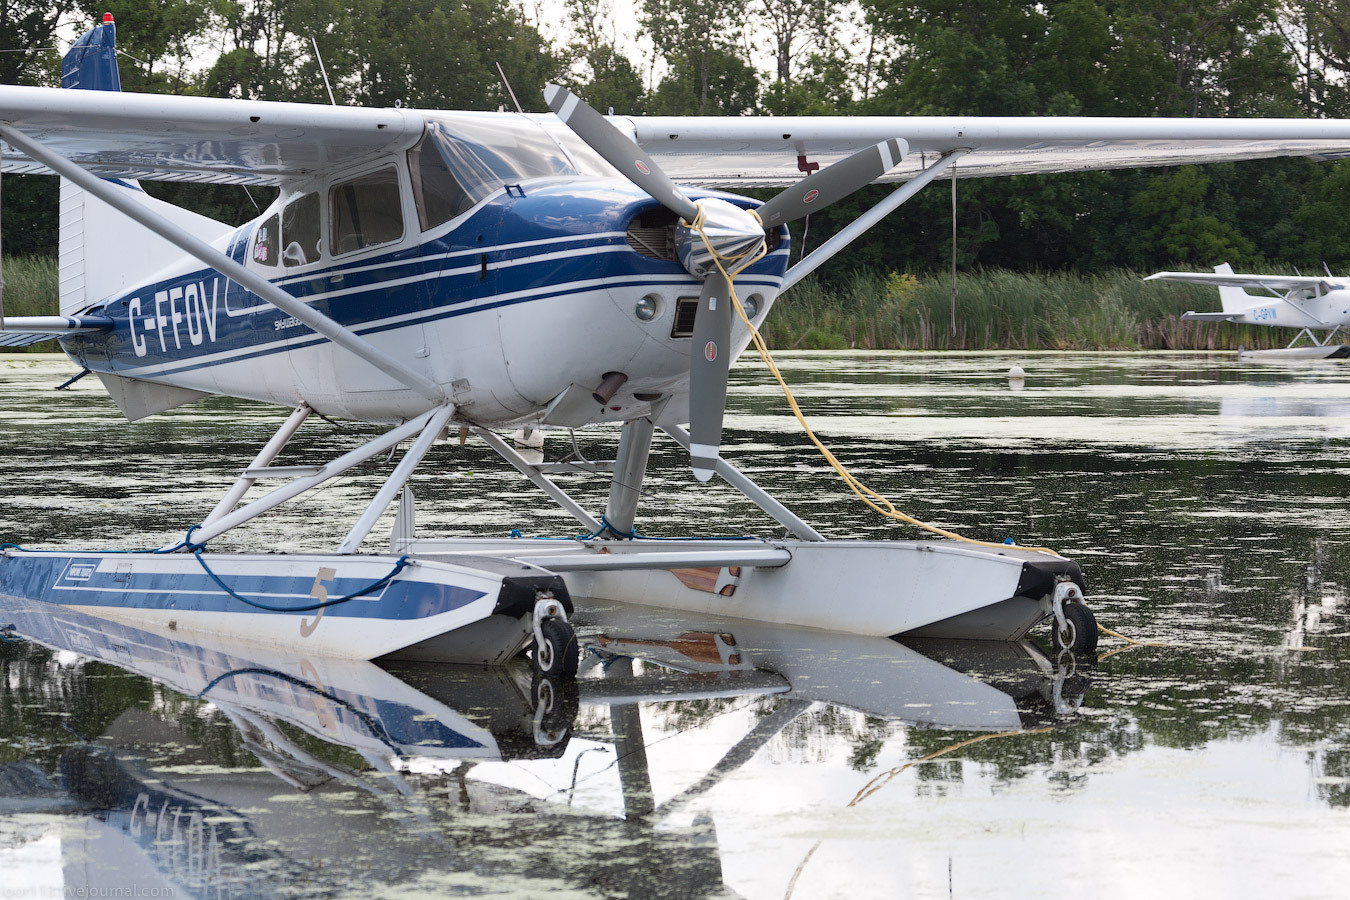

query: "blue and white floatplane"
left=23, top=13, right=1350, bottom=665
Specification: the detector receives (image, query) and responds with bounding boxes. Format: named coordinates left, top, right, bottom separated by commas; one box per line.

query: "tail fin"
left=57, top=15, right=229, bottom=316
left=60, top=13, right=121, bottom=92
left=1214, top=263, right=1256, bottom=314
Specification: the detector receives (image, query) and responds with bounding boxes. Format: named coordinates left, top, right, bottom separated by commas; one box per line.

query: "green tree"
left=1285, top=160, right=1350, bottom=268
left=1109, top=0, right=1296, bottom=116
left=641, top=0, right=757, bottom=114
left=350, top=0, right=561, bottom=110
left=759, top=50, right=854, bottom=114
left=751, top=0, right=844, bottom=85
left=648, top=48, right=758, bottom=114
left=563, top=0, right=646, bottom=114
left=1130, top=166, right=1258, bottom=265
left=0, top=0, right=74, bottom=87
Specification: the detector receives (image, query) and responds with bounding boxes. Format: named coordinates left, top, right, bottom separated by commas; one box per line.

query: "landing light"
left=635, top=295, right=659, bottom=321
left=743, top=293, right=761, bottom=319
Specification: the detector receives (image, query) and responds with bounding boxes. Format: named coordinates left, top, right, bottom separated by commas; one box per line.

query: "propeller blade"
left=756, top=139, right=907, bottom=228
left=544, top=84, right=701, bottom=224
left=687, top=270, right=733, bottom=482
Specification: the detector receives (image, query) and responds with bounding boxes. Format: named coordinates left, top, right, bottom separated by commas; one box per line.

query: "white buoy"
left=1008, top=365, right=1026, bottom=391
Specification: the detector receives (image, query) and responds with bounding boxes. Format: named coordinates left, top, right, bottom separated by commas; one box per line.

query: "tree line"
left=4, top=0, right=1350, bottom=279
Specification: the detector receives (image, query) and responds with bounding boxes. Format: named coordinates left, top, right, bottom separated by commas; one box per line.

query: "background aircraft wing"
left=1145, top=272, right=1335, bottom=292
left=619, top=115, right=1350, bottom=188
left=0, top=85, right=424, bottom=185
left=1179, top=311, right=1244, bottom=322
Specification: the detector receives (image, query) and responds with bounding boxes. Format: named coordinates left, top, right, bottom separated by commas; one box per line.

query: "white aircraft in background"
left=8, top=16, right=1350, bottom=670
left=1147, top=263, right=1350, bottom=357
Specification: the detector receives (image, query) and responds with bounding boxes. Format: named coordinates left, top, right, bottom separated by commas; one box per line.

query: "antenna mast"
left=496, top=62, right=524, bottom=113
left=311, top=36, right=336, bottom=105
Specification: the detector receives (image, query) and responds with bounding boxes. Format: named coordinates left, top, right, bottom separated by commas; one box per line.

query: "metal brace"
left=1047, top=577, right=1085, bottom=643
left=532, top=593, right=568, bottom=651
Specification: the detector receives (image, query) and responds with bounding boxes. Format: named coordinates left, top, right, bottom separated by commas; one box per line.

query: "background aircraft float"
left=1148, top=262, right=1350, bottom=358
left=7, top=16, right=1350, bottom=671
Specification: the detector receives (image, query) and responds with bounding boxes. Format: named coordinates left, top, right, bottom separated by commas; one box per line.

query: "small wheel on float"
left=532, top=617, right=579, bottom=678
left=1051, top=602, right=1099, bottom=653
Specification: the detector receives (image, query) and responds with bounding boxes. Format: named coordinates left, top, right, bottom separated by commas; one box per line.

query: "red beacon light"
left=103, top=13, right=113, bottom=23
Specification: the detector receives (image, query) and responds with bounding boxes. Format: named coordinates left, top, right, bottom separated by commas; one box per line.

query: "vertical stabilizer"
left=1214, top=263, right=1256, bottom=314
left=57, top=15, right=230, bottom=316
left=60, top=14, right=121, bottom=92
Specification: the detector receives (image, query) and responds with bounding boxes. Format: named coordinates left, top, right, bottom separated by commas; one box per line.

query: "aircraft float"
left=1148, top=262, right=1350, bottom=358
left=7, top=16, right=1350, bottom=674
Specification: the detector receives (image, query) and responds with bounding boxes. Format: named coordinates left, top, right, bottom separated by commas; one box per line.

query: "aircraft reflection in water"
left=0, top=596, right=1085, bottom=898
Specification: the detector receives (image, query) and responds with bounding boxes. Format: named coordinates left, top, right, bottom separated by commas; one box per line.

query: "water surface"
left=2, top=350, right=1350, bottom=898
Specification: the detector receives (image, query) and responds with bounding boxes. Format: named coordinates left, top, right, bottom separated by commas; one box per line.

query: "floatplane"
left=1148, top=263, right=1350, bottom=359
left=6, top=17, right=1350, bottom=672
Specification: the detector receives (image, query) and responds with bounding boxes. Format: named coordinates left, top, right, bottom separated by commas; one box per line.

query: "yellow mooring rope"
left=692, top=208, right=1060, bottom=557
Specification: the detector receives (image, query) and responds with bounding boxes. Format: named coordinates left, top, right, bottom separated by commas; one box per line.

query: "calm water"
left=3, top=350, right=1350, bottom=898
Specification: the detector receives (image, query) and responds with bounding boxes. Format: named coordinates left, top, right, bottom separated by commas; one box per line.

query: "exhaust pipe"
left=592, top=371, right=628, bottom=405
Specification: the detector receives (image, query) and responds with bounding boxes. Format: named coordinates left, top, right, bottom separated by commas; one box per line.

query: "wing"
left=0, top=85, right=425, bottom=186
left=1145, top=272, right=1334, bottom=293
left=1180, top=311, right=1243, bottom=322
left=619, top=115, right=1350, bottom=188
left=8, top=83, right=1350, bottom=190
left=0, top=331, right=58, bottom=348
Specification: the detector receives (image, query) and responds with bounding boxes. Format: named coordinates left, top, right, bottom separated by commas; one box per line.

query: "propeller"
left=544, top=84, right=905, bottom=482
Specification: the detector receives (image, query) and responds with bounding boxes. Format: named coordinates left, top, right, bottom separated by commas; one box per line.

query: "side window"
left=329, top=167, right=404, bottom=256
left=281, top=192, right=321, bottom=266
left=408, top=129, right=471, bottom=231
left=253, top=214, right=278, bottom=266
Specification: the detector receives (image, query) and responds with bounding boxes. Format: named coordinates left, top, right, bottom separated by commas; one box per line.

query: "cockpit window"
left=420, top=114, right=616, bottom=210
left=329, top=166, right=404, bottom=256
left=281, top=192, right=320, bottom=266
left=408, top=129, right=472, bottom=230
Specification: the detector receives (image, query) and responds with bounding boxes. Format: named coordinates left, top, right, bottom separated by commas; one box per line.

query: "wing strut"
left=781, top=149, right=970, bottom=293
left=0, top=124, right=447, bottom=405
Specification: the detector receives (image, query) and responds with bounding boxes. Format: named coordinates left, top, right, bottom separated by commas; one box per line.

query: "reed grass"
left=1, top=255, right=57, bottom=314
left=0, top=256, right=1297, bottom=353
left=759, top=268, right=1291, bottom=351
left=0, top=256, right=59, bottom=351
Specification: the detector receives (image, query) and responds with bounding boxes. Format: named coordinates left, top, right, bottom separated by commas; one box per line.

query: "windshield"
left=422, top=113, right=616, bottom=206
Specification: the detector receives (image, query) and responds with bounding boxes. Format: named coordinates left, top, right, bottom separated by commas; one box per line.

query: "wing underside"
left=0, top=85, right=425, bottom=186
left=0, top=331, right=58, bottom=348
left=623, top=116, right=1350, bottom=188
left=4, top=85, right=1350, bottom=188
